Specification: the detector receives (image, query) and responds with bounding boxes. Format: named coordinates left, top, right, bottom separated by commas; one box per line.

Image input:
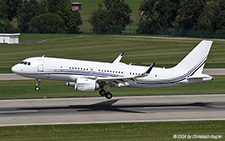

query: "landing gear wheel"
left=105, top=93, right=112, bottom=99
left=99, top=89, right=106, bottom=96
left=35, top=86, right=40, bottom=91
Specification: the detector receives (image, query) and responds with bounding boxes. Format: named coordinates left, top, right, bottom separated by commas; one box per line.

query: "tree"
left=55, top=0, right=82, bottom=33
left=37, top=0, right=82, bottom=33
left=103, top=0, right=132, bottom=33
left=89, top=0, right=132, bottom=34
left=0, top=0, right=22, bottom=21
left=29, top=13, right=65, bottom=33
left=0, top=20, right=15, bottom=33
left=66, top=10, right=82, bottom=33
left=0, top=0, right=8, bottom=20
left=7, top=0, right=22, bottom=21
left=173, top=0, right=207, bottom=31
left=48, top=0, right=60, bottom=14
left=38, top=0, right=49, bottom=14
left=196, top=0, right=225, bottom=31
left=89, top=3, right=109, bottom=34
left=17, top=0, right=39, bottom=33
left=137, top=0, right=177, bottom=34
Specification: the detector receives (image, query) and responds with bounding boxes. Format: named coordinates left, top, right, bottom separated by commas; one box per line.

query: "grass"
left=0, top=75, right=224, bottom=99
left=0, top=121, right=224, bottom=140
left=1, top=35, right=225, bottom=73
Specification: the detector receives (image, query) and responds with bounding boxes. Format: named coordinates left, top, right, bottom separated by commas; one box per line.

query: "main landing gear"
left=35, top=79, right=41, bottom=91
left=99, top=89, right=113, bottom=99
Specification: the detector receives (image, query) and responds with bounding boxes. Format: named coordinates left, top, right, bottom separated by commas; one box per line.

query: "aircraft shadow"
left=0, top=99, right=219, bottom=115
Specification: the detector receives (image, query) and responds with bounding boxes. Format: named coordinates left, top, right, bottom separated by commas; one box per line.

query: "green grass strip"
left=0, top=121, right=224, bottom=140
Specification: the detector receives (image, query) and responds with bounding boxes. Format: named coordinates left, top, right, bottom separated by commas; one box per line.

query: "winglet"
left=146, top=63, right=155, bottom=74
left=113, top=52, right=124, bottom=64
left=136, top=63, right=155, bottom=78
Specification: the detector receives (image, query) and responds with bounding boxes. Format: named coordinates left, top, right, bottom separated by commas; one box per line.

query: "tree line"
left=89, top=0, right=225, bottom=38
left=1, top=0, right=225, bottom=38
left=0, top=0, right=82, bottom=34
left=137, top=0, right=225, bottom=38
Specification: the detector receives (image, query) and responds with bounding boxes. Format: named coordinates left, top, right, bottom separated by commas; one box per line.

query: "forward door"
left=37, top=59, right=44, bottom=72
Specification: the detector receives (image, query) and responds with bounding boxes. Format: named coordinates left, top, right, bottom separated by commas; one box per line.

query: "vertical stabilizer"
left=174, top=40, right=213, bottom=74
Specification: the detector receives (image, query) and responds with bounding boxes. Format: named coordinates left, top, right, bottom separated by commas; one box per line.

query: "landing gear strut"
left=35, top=79, right=41, bottom=91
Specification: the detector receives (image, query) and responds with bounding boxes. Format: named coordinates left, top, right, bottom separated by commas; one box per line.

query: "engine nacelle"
left=66, top=78, right=100, bottom=92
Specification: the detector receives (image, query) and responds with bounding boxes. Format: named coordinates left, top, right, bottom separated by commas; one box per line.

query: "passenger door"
left=37, top=59, right=44, bottom=72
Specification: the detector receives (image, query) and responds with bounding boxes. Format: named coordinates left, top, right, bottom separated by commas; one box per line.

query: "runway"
left=0, top=94, right=225, bottom=127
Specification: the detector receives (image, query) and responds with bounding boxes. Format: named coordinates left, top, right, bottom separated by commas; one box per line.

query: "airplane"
left=11, top=40, right=213, bottom=99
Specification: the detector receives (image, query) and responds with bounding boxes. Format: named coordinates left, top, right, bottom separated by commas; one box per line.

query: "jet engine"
left=66, top=78, right=100, bottom=92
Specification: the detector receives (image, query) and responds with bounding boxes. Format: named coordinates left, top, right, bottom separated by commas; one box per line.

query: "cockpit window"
left=20, top=61, right=31, bottom=66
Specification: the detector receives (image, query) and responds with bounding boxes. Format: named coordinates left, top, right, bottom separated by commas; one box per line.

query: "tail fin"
left=173, top=40, right=213, bottom=74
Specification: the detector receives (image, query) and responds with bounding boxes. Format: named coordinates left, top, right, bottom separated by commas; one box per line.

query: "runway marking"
left=143, top=106, right=205, bottom=109
left=0, top=110, right=38, bottom=114
left=0, top=118, right=225, bottom=127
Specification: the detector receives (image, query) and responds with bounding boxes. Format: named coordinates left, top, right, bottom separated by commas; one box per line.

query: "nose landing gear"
left=35, top=79, right=41, bottom=91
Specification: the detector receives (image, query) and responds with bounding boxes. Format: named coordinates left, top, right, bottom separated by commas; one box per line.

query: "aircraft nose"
left=11, top=64, right=20, bottom=74
left=11, top=65, right=16, bottom=73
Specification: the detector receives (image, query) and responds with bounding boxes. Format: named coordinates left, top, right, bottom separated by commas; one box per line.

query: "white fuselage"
left=11, top=56, right=212, bottom=89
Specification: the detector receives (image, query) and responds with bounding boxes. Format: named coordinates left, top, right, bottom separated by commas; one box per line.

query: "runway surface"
left=0, top=69, right=224, bottom=80
left=0, top=94, right=225, bottom=127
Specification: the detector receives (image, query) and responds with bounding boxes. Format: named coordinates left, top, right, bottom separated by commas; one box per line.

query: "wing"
left=97, top=63, right=155, bottom=87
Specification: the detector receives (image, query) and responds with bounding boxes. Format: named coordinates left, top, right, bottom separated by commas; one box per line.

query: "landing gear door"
left=37, top=59, right=44, bottom=72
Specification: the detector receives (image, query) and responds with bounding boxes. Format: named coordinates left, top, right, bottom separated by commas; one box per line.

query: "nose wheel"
left=35, top=86, right=40, bottom=91
left=35, top=79, right=41, bottom=91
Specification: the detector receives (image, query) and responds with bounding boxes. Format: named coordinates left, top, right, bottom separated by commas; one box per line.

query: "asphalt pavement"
left=0, top=94, right=225, bottom=127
